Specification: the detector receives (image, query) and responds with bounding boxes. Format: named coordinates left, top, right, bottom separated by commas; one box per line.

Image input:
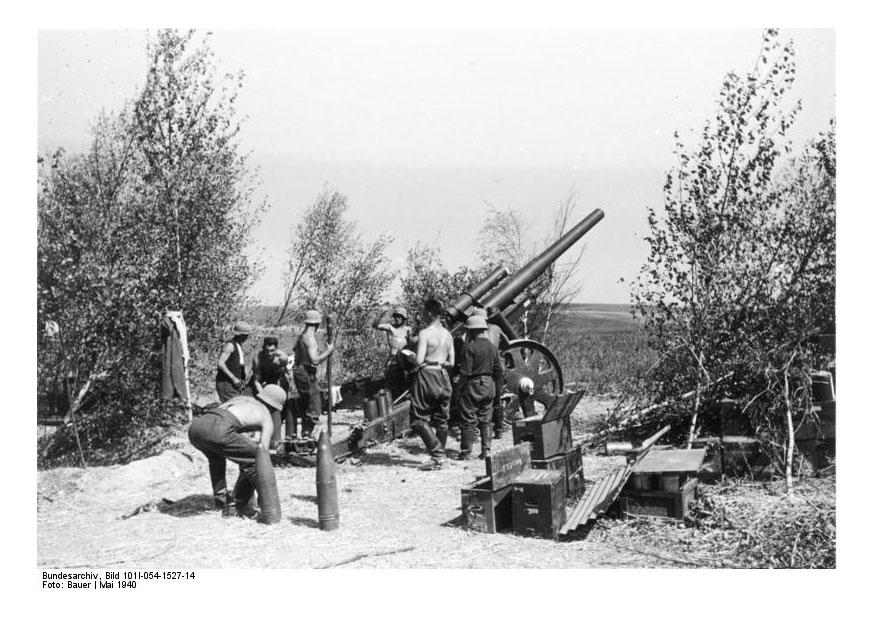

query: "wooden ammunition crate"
left=511, top=469, right=567, bottom=539
left=617, top=478, right=699, bottom=520
left=721, top=436, right=774, bottom=479
left=530, top=445, right=585, bottom=500
left=460, top=478, right=514, bottom=534
left=689, top=437, right=723, bottom=482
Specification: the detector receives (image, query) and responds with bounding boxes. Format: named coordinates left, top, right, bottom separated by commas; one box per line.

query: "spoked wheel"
left=500, top=339, right=564, bottom=420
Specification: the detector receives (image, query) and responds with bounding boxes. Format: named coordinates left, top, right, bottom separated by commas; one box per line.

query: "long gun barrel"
left=445, top=264, right=509, bottom=325
left=480, top=208, right=605, bottom=314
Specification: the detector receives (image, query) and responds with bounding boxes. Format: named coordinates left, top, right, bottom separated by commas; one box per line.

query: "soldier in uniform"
left=457, top=314, right=504, bottom=460
left=410, top=299, right=454, bottom=470
left=372, top=303, right=415, bottom=397
left=188, top=384, right=287, bottom=517
left=469, top=306, right=507, bottom=438
left=215, top=321, right=252, bottom=403
left=291, top=310, right=334, bottom=439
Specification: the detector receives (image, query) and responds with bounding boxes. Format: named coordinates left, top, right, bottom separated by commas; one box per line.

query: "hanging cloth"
left=161, top=311, right=191, bottom=402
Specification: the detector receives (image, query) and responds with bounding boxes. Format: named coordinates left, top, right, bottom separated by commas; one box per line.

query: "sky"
left=37, top=28, right=835, bottom=304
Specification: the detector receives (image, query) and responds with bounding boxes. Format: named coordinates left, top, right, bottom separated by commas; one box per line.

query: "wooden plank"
left=486, top=442, right=532, bottom=490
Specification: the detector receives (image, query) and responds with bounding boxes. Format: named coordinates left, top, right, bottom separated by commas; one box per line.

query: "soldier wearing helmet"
left=469, top=306, right=507, bottom=438
left=290, top=309, right=335, bottom=439
left=372, top=302, right=416, bottom=396
left=215, top=321, right=253, bottom=403
left=457, top=314, right=504, bottom=460
left=188, top=384, right=286, bottom=517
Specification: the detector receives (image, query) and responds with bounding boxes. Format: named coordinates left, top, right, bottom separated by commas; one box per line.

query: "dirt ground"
left=36, top=397, right=691, bottom=569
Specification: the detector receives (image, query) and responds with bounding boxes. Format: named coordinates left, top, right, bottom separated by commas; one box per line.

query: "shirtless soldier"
left=410, top=298, right=454, bottom=470
left=372, top=304, right=415, bottom=397
left=250, top=336, right=291, bottom=451
left=188, top=384, right=286, bottom=517
left=291, top=309, right=335, bottom=439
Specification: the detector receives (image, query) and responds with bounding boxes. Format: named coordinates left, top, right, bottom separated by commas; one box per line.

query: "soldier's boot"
left=232, top=469, right=258, bottom=519
left=436, top=428, right=448, bottom=453
left=492, top=402, right=505, bottom=439
left=214, top=489, right=232, bottom=517
left=479, top=424, right=493, bottom=460
left=458, top=427, right=475, bottom=460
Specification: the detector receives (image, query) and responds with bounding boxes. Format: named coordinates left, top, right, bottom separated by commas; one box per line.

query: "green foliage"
left=279, top=187, right=395, bottom=381
left=399, top=242, right=491, bottom=328
left=629, top=29, right=835, bottom=463
left=38, top=30, right=263, bottom=466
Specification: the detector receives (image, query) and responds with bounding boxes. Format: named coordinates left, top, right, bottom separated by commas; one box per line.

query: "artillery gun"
left=439, top=208, right=605, bottom=418
left=281, top=208, right=604, bottom=466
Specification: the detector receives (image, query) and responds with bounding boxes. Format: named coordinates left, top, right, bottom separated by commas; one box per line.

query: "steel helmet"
left=470, top=307, right=487, bottom=318
left=464, top=315, right=488, bottom=330
left=232, top=321, right=252, bottom=336
left=392, top=306, right=408, bottom=320
left=303, top=309, right=322, bottom=325
left=256, top=384, right=287, bottom=410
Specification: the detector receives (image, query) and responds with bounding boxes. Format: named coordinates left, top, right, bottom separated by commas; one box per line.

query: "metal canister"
left=605, top=441, right=634, bottom=456
left=375, top=390, right=389, bottom=418
left=363, top=398, right=379, bottom=421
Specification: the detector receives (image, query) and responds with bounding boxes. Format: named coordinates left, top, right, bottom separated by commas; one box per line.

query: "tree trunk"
left=686, top=379, right=703, bottom=449
left=783, top=364, right=795, bottom=495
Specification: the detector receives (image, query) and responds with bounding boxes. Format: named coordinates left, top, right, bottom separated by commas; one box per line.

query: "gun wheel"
left=500, top=339, right=564, bottom=420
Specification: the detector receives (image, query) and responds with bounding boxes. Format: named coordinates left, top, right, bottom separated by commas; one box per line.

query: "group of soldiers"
left=373, top=300, right=505, bottom=469
left=189, top=299, right=506, bottom=517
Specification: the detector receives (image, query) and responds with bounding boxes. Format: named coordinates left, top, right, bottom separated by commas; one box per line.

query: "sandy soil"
left=37, top=397, right=672, bottom=569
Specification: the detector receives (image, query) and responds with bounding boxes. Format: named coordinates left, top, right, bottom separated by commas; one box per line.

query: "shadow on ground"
left=287, top=515, right=320, bottom=528
left=352, top=452, right=429, bottom=469
left=120, top=494, right=216, bottom=519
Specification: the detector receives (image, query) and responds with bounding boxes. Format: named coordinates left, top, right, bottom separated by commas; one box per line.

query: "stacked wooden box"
left=615, top=449, right=706, bottom=520
left=512, top=391, right=586, bottom=501
left=460, top=441, right=571, bottom=538
left=460, top=443, right=532, bottom=535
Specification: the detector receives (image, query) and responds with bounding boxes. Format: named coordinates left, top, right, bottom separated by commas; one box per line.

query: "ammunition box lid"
left=632, top=449, right=707, bottom=474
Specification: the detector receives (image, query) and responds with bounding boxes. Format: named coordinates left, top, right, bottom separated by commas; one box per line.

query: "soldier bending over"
left=188, top=385, right=286, bottom=517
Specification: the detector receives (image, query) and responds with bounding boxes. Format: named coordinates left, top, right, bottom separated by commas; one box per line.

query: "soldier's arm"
left=446, top=332, right=455, bottom=369
left=260, top=412, right=274, bottom=450
left=371, top=304, right=393, bottom=330
left=217, top=343, right=241, bottom=385
left=251, top=355, right=263, bottom=386
left=307, top=333, right=334, bottom=364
